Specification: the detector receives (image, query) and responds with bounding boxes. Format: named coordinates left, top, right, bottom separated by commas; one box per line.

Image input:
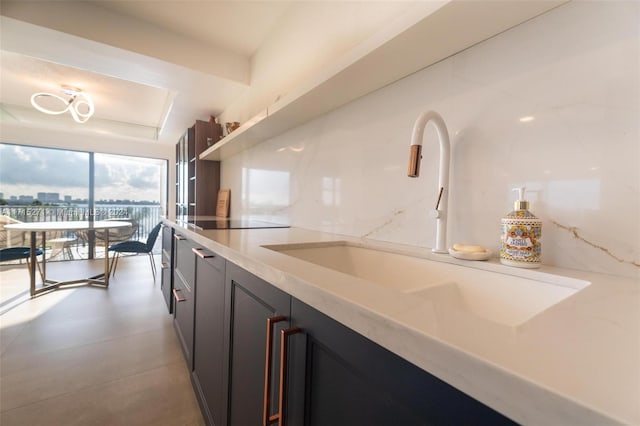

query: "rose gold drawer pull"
left=173, top=288, right=186, bottom=302
left=263, top=316, right=286, bottom=426
left=174, top=234, right=186, bottom=241
left=192, top=247, right=214, bottom=259
left=278, top=327, right=302, bottom=426
left=277, top=327, right=303, bottom=426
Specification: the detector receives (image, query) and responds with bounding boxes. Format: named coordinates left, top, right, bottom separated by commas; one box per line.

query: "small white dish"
left=448, top=248, right=492, bottom=261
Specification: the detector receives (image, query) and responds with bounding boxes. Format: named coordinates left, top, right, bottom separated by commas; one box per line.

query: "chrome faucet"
left=407, top=111, right=450, bottom=254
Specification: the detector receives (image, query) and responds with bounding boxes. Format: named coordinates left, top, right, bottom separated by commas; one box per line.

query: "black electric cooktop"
left=192, top=219, right=290, bottom=230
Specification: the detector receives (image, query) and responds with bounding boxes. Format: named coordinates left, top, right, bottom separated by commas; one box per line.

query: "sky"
left=0, top=144, right=166, bottom=202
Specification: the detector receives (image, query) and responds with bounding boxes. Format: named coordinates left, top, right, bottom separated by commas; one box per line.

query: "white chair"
left=48, top=231, right=78, bottom=260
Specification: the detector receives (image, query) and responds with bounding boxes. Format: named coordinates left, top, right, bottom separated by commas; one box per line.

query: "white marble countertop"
left=165, top=220, right=639, bottom=425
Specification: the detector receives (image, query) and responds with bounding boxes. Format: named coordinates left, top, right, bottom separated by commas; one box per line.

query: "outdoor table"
left=5, top=220, right=131, bottom=296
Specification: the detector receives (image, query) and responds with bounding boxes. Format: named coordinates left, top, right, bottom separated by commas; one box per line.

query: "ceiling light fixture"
left=30, top=85, right=94, bottom=124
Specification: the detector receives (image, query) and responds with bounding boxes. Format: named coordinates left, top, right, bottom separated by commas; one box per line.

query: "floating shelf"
left=200, top=0, right=566, bottom=162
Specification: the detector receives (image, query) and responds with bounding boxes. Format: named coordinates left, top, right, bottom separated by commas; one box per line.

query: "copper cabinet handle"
left=192, top=247, right=214, bottom=259
left=172, top=288, right=186, bottom=302
left=174, top=234, right=186, bottom=241
left=263, top=316, right=287, bottom=426
left=277, top=327, right=303, bottom=426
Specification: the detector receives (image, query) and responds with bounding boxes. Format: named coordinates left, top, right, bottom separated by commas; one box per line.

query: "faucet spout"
left=407, top=111, right=451, bottom=254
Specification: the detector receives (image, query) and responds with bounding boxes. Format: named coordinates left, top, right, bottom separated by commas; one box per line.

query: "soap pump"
left=500, top=186, right=542, bottom=268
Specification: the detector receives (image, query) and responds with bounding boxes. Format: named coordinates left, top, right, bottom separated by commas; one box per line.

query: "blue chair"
left=0, top=247, right=45, bottom=282
left=108, top=222, right=162, bottom=280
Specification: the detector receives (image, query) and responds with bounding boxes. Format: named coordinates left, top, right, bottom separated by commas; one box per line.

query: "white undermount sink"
left=263, top=241, right=590, bottom=326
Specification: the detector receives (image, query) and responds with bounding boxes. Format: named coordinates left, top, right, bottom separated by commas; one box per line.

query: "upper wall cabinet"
left=200, top=0, right=566, bottom=161
left=176, top=120, right=222, bottom=222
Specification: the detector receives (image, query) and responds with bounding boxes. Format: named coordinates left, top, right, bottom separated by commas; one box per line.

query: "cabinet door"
left=174, top=233, right=195, bottom=289
left=174, top=270, right=195, bottom=367
left=225, top=262, right=291, bottom=426
left=287, top=299, right=516, bottom=426
left=161, top=224, right=173, bottom=259
left=160, top=260, right=172, bottom=314
left=160, top=225, right=173, bottom=313
left=173, top=234, right=196, bottom=367
left=192, top=248, right=226, bottom=426
left=176, top=135, right=188, bottom=222
left=193, top=120, right=220, bottom=217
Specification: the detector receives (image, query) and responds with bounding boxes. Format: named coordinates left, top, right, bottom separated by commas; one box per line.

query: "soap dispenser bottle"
left=500, top=187, right=542, bottom=268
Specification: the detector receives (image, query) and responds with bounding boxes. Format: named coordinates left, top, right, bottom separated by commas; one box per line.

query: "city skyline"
left=0, top=144, right=166, bottom=203
left=1, top=191, right=160, bottom=205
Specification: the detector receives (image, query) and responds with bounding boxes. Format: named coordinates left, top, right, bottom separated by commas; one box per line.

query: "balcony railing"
left=0, top=205, right=163, bottom=260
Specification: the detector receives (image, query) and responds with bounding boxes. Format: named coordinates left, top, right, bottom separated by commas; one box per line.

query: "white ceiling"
left=0, top=1, right=295, bottom=146
left=1, top=51, right=173, bottom=128
left=0, top=1, right=414, bottom=148
left=92, top=1, right=292, bottom=57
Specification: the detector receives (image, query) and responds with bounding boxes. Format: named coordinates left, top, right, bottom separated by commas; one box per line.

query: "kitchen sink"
left=262, top=241, right=590, bottom=326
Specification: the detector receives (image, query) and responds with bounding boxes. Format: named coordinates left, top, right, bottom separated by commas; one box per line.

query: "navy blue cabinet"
left=166, top=229, right=515, bottom=426
left=160, top=224, right=173, bottom=313
left=173, top=233, right=196, bottom=367
left=192, top=248, right=226, bottom=426
left=224, top=262, right=291, bottom=426
left=286, top=299, right=517, bottom=426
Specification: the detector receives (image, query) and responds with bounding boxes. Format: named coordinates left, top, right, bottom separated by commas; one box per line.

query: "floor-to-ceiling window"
left=0, top=143, right=167, bottom=260
left=94, top=152, right=166, bottom=252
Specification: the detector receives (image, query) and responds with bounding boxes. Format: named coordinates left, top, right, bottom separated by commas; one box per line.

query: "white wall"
left=221, top=1, right=640, bottom=278
left=218, top=1, right=437, bottom=125
left=0, top=1, right=249, bottom=84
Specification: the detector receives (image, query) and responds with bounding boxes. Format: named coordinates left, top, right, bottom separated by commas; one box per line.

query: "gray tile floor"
left=0, top=256, right=204, bottom=425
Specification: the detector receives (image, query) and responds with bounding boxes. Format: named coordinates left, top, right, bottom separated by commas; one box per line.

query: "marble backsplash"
left=221, top=1, right=639, bottom=279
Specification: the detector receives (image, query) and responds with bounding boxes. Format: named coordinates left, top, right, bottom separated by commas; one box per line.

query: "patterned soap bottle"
left=500, top=187, right=542, bottom=268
